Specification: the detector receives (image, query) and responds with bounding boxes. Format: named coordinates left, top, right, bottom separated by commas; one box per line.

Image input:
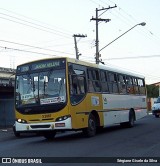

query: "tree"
left=146, top=85, right=159, bottom=98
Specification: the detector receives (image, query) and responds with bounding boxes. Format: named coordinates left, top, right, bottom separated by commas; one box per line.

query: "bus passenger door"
left=68, top=66, right=88, bottom=129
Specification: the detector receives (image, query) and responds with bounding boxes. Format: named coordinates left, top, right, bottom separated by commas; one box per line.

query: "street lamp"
left=98, top=22, right=146, bottom=62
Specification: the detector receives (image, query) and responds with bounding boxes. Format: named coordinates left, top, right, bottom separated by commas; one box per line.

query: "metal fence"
left=0, top=99, right=15, bottom=128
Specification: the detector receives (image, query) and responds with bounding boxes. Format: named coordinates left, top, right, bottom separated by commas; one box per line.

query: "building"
left=150, top=82, right=160, bottom=86
left=0, top=67, right=15, bottom=128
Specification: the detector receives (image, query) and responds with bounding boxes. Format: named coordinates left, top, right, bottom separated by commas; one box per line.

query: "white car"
left=152, top=97, right=160, bottom=118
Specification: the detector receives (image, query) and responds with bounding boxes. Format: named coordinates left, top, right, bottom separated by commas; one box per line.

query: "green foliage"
left=146, top=85, right=159, bottom=98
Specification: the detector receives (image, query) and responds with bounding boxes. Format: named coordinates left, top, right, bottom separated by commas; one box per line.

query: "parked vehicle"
left=152, top=97, right=160, bottom=118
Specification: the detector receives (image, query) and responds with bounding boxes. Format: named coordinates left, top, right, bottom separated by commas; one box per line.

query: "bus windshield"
left=16, top=69, right=66, bottom=107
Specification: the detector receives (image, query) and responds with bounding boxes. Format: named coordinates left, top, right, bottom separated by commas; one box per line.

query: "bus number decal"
left=42, top=114, right=51, bottom=119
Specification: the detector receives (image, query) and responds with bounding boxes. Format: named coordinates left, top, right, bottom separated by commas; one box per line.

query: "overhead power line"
left=0, top=15, right=70, bottom=38
left=0, top=12, right=70, bottom=36
left=0, top=9, right=72, bottom=38
left=0, top=39, right=74, bottom=56
left=104, top=54, right=160, bottom=60
left=0, top=45, right=74, bottom=57
left=0, top=7, right=73, bottom=34
left=0, top=45, right=56, bottom=57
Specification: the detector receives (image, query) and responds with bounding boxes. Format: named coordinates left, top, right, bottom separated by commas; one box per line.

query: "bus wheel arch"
left=83, top=110, right=99, bottom=137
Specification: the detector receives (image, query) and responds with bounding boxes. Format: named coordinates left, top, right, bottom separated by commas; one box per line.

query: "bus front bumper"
left=15, top=117, right=72, bottom=132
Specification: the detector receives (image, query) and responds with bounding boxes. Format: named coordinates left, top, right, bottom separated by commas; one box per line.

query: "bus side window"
left=70, top=72, right=85, bottom=95
left=138, top=78, right=146, bottom=94
left=87, top=70, right=94, bottom=92
left=126, top=76, right=133, bottom=94
left=87, top=69, right=101, bottom=92
left=93, top=70, right=101, bottom=92
left=108, top=72, right=118, bottom=93
left=118, top=74, right=126, bottom=94
left=88, top=80, right=94, bottom=92
left=100, top=70, right=109, bottom=92
left=76, top=76, right=86, bottom=94
left=132, top=77, right=139, bottom=94
left=71, top=76, right=79, bottom=94
left=69, top=68, right=86, bottom=105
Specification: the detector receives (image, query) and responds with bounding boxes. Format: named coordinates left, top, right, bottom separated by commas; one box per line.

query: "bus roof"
left=17, top=56, right=144, bottom=79
left=66, top=57, right=145, bottom=79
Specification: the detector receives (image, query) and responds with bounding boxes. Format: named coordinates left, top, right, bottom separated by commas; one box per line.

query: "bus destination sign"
left=32, top=61, right=60, bottom=70
left=17, top=59, right=66, bottom=73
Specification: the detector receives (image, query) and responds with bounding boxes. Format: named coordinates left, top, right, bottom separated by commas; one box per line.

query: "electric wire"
left=0, top=8, right=72, bottom=37
left=0, top=12, right=71, bottom=36
left=0, top=45, right=58, bottom=57
left=104, top=54, right=160, bottom=60
left=0, top=39, right=74, bottom=56
left=0, top=15, right=71, bottom=38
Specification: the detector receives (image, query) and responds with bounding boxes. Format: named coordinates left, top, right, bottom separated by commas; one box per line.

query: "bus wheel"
left=121, top=110, right=135, bottom=128
left=83, top=114, right=96, bottom=137
left=127, top=110, right=135, bottom=128
left=43, top=131, right=56, bottom=140
left=14, top=131, right=20, bottom=137
left=13, top=125, right=20, bottom=137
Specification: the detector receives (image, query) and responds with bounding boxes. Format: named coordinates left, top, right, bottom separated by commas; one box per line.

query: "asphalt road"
left=0, top=114, right=160, bottom=166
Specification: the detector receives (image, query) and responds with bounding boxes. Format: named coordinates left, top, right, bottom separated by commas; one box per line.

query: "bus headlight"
left=56, top=115, right=70, bottom=122
left=17, top=119, right=27, bottom=123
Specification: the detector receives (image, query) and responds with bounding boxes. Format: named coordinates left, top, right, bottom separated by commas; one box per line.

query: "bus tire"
left=43, top=131, right=56, bottom=140
left=13, top=125, right=20, bottom=137
left=120, top=110, right=135, bottom=128
left=14, top=131, right=21, bottom=137
left=127, top=110, right=135, bottom=128
left=83, top=114, right=96, bottom=137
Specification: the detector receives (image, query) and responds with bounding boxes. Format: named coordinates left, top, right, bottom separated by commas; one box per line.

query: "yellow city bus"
left=13, top=57, right=147, bottom=139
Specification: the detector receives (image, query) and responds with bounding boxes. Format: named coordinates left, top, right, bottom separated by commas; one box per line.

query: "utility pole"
left=73, top=34, right=87, bottom=60
left=90, top=5, right=117, bottom=64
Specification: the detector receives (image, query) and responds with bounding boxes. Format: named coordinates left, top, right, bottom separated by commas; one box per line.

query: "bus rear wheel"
left=120, top=110, right=135, bottom=128
left=43, top=131, right=56, bottom=140
left=83, top=114, right=96, bottom=137
left=126, top=110, right=135, bottom=128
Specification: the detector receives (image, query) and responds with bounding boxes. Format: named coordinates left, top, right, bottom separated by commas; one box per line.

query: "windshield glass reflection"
left=16, top=69, right=66, bottom=107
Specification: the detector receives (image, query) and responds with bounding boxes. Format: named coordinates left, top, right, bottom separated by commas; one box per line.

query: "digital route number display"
left=17, top=59, right=66, bottom=72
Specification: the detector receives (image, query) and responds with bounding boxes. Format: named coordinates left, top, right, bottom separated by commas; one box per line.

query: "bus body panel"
left=102, top=94, right=146, bottom=126
left=69, top=93, right=104, bottom=129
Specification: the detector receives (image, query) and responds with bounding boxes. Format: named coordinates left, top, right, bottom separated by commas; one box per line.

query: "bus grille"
left=29, top=118, right=54, bottom=122
left=30, top=125, right=51, bottom=129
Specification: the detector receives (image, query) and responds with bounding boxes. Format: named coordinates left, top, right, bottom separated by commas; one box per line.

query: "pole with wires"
left=90, top=5, right=117, bottom=64
left=73, top=34, right=87, bottom=60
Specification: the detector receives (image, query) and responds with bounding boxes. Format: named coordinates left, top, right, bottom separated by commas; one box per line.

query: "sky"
left=0, top=0, right=160, bottom=84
